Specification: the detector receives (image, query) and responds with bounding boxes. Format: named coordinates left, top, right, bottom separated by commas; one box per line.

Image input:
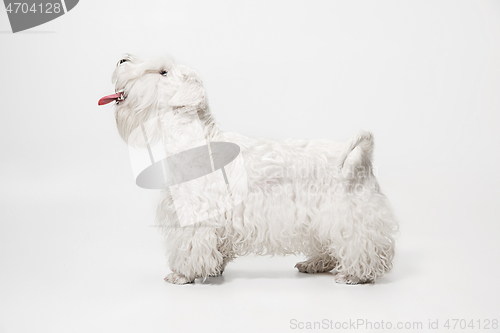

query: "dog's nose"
left=117, top=59, right=129, bottom=66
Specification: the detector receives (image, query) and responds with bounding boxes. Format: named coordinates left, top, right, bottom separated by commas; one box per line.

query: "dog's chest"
left=159, top=112, right=208, bottom=156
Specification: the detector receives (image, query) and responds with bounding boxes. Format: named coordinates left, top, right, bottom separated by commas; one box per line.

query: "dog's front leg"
left=164, top=225, right=223, bottom=285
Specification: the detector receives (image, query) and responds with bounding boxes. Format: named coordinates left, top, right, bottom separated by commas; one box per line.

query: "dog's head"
left=99, top=54, right=206, bottom=142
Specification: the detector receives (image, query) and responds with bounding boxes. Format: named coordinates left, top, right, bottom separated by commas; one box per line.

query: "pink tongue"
left=98, top=92, right=123, bottom=106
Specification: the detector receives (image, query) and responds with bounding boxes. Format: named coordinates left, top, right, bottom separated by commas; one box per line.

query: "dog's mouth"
left=98, top=90, right=126, bottom=106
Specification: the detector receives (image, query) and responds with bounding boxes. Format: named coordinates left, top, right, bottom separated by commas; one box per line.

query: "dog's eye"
left=160, top=70, right=168, bottom=76
left=117, top=59, right=129, bottom=66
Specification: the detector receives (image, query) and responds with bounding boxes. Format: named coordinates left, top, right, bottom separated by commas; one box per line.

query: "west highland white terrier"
left=99, top=54, right=398, bottom=285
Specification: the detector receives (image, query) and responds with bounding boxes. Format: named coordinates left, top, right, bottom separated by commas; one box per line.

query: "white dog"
left=99, top=54, right=398, bottom=285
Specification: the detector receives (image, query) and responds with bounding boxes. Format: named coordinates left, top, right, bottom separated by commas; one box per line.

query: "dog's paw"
left=164, top=273, right=194, bottom=285
left=295, top=258, right=336, bottom=273
left=334, top=274, right=373, bottom=285
left=209, top=270, right=224, bottom=277
left=295, top=261, right=318, bottom=273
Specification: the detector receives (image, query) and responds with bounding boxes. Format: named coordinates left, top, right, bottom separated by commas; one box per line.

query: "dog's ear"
left=169, top=68, right=205, bottom=108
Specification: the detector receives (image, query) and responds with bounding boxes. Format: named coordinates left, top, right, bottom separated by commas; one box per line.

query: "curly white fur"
left=107, top=54, right=398, bottom=285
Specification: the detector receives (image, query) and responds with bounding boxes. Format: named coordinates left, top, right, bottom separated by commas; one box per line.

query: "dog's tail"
left=336, top=130, right=374, bottom=171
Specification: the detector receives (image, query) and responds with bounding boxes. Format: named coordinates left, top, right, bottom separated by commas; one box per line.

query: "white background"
left=1, top=1, right=499, bottom=332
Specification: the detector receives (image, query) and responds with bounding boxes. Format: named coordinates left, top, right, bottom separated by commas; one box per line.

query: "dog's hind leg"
left=295, top=254, right=337, bottom=274
left=328, top=190, right=397, bottom=285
